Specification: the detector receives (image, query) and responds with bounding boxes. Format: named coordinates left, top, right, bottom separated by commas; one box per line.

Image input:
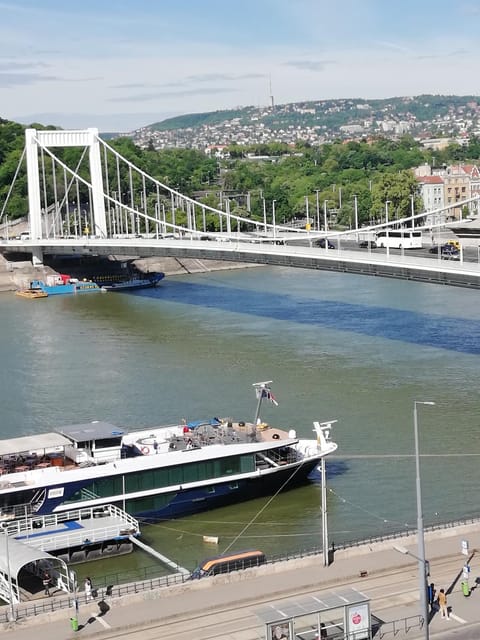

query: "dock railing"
left=3, top=505, right=139, bottom=552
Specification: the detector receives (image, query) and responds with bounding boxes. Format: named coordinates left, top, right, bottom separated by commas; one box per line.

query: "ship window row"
left=73, top=454, right=255, bottom=500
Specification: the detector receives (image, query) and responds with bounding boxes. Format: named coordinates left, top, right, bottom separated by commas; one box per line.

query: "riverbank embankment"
left=2, top=520, right=480, bottom=639
left=0, top=253, right=258, bottom=292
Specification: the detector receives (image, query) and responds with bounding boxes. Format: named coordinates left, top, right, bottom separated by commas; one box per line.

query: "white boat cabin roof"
left=56, top=421, right=127, bottom=444
left=0, top=432, right=72, bottom=457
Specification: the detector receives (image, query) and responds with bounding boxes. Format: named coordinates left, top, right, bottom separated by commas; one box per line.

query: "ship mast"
left=252, top=380, right=274, bottom=433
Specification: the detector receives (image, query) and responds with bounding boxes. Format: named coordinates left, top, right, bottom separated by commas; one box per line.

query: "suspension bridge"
left=1, top=128, right=480, bottom=289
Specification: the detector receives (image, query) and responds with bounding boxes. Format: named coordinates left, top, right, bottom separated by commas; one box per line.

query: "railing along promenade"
left=1, top=514, right=479, bottom=624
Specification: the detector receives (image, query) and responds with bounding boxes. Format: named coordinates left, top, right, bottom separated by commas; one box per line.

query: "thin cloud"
left=461, top=2, right=480, bottom=16
left=110, top=82, right=153, bottom=90
left=111, top=87, right=238, bottom=103
left=447, top=48, right=469, bottom=56
left=414, top=48, right=469, bottom=60
left=375, top=40, right=412, bottom=54
left=186, top=72, right=265, bottom=82
left=0, top=61, right=50, bottom=70
left=284, top=60, right=336, bottom=72
left=0, top=72, right=61, bottom=87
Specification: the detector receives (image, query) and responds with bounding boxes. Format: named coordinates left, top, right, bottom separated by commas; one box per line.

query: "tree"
left=371, top=171, right=419, bottom=223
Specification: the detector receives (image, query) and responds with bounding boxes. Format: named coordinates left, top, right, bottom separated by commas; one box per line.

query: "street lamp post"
left=305, top=196, right=312, bottom=246
left=272, top=200, right=277, bottom=241
left=315, top=190, right=320, bottom=231
left=385, top=201, right=391, bottom=258
left=353, top=195, right=359, bottom=237
left=414, top=400, right=435, bottom=640
left=323, top=200, right=329, bottom=234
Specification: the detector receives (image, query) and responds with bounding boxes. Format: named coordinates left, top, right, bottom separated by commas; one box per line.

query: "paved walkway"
left=2, top=522, right=480, bottom=639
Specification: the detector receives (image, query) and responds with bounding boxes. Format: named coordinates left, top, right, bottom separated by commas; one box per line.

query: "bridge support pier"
left=31, top=246, right=43, bottom=266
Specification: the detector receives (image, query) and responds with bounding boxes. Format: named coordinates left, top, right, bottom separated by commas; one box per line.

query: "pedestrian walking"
left=84, top=576, right=92, bottom=601
left=437, top=588, right=449, bottom=619
left=42, top=570, right=51, bottom=596
left=428, top=582, right=436, bottom=610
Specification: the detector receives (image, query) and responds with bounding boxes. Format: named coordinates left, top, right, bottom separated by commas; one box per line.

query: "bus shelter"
left=0, top=532, right=71, bottom=605
left=255, top=587, right=371, bottom=640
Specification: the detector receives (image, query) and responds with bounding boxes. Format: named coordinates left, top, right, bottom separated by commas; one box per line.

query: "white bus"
left=375, top=230, right=423, bottom=249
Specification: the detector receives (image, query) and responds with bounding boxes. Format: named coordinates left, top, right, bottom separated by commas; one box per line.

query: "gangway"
left=129, top=535, right=190, bottom=576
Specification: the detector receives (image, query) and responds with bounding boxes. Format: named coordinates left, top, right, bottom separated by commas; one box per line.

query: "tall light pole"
left=385, top=200, right=391, bottom=258
left=323, top=200, right=329, bottom=234
left=305, top=195, right=310, bottom=229
left=410, top=194, right=415, bottom=231
left=262, top=197, right=267, bottom=234
left=353, top=195, right=359, bottom=236
left=414, top=400, right=435, bottom=640
left=315, top=190, right=320, bottom=230
left=272, top=200, right=277, bottom=241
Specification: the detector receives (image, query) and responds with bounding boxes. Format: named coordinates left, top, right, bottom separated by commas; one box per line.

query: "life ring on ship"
left=141, top=446, right=150, bottom=455
left=272, top=433, right=280, bottom=440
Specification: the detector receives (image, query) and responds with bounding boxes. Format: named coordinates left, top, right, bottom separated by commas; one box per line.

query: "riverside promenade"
left=2, top=521, right=480, bottom=640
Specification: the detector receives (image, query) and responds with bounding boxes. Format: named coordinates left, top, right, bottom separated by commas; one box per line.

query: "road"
left=289, top=236, right=480, bottom=263
left=3, top=522, right=480, bottom=640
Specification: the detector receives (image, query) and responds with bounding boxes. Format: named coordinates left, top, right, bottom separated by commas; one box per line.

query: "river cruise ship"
left=0, top=385, right=337, bottom=523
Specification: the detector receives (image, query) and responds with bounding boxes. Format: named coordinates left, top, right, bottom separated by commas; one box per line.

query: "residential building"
left=415, top=175, right=445, bottom=225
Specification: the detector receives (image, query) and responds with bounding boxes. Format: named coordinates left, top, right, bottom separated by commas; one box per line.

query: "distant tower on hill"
left=269, top=76, right=275, bottom=109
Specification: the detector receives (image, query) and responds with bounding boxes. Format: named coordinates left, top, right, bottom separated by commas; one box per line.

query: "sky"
left=2, top=0, right=480, bottom=132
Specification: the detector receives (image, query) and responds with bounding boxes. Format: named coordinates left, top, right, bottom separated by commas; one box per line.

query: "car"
left=359, top=240, right=377, bottom=249
left=429, top=244, right=460, bottom=259
left=445, top=239, right=461, bottom=251
left=314, top=238, right=335, bottom=249
left=441, top=246, right=460, bottom=260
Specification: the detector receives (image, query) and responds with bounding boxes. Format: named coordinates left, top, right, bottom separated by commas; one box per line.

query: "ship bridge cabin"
left=56, top=421, right=126, bottom=465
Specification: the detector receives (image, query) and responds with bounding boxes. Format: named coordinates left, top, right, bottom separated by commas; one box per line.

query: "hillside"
left=136, top=94, right=480, bottom=150
left=147, top=94, right=480, bottom=132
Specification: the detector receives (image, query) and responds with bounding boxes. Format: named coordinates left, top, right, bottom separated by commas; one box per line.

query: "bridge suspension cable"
left=2, top=127, right=480, bottom=246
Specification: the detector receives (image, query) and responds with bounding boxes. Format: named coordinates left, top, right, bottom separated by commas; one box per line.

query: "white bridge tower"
left=25, top=128, right=107, bottom=264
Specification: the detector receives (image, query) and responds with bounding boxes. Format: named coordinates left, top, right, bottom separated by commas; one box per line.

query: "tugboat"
left=16, top=274, right=104, bottom=297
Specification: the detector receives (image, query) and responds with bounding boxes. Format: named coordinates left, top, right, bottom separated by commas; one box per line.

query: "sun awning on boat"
left=0, top=433, right=72, bottom=457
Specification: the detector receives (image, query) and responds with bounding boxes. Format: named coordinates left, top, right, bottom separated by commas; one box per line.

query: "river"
left=1, top=266, right=479, bottom=582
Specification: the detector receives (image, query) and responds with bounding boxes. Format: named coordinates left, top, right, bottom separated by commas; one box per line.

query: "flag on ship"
left=257, top=387, right=279, bottom=406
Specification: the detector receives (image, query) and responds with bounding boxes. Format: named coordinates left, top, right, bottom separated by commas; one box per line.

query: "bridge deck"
left=3, top=237, right=478, bottom=289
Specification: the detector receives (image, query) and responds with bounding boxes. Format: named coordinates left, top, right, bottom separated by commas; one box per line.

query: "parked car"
left=314, top=238, right=335, bottom=249
left=359, top=240, right=377, bottom=249
left=441, top=246, right=460, bottom=260
left=429, top=244, right=460, bottom=259
left=445, top=239, right=461, bottom=250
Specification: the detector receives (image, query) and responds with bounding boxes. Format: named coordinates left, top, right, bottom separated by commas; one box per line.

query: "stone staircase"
left=0, top=254, right=57, bottom=292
